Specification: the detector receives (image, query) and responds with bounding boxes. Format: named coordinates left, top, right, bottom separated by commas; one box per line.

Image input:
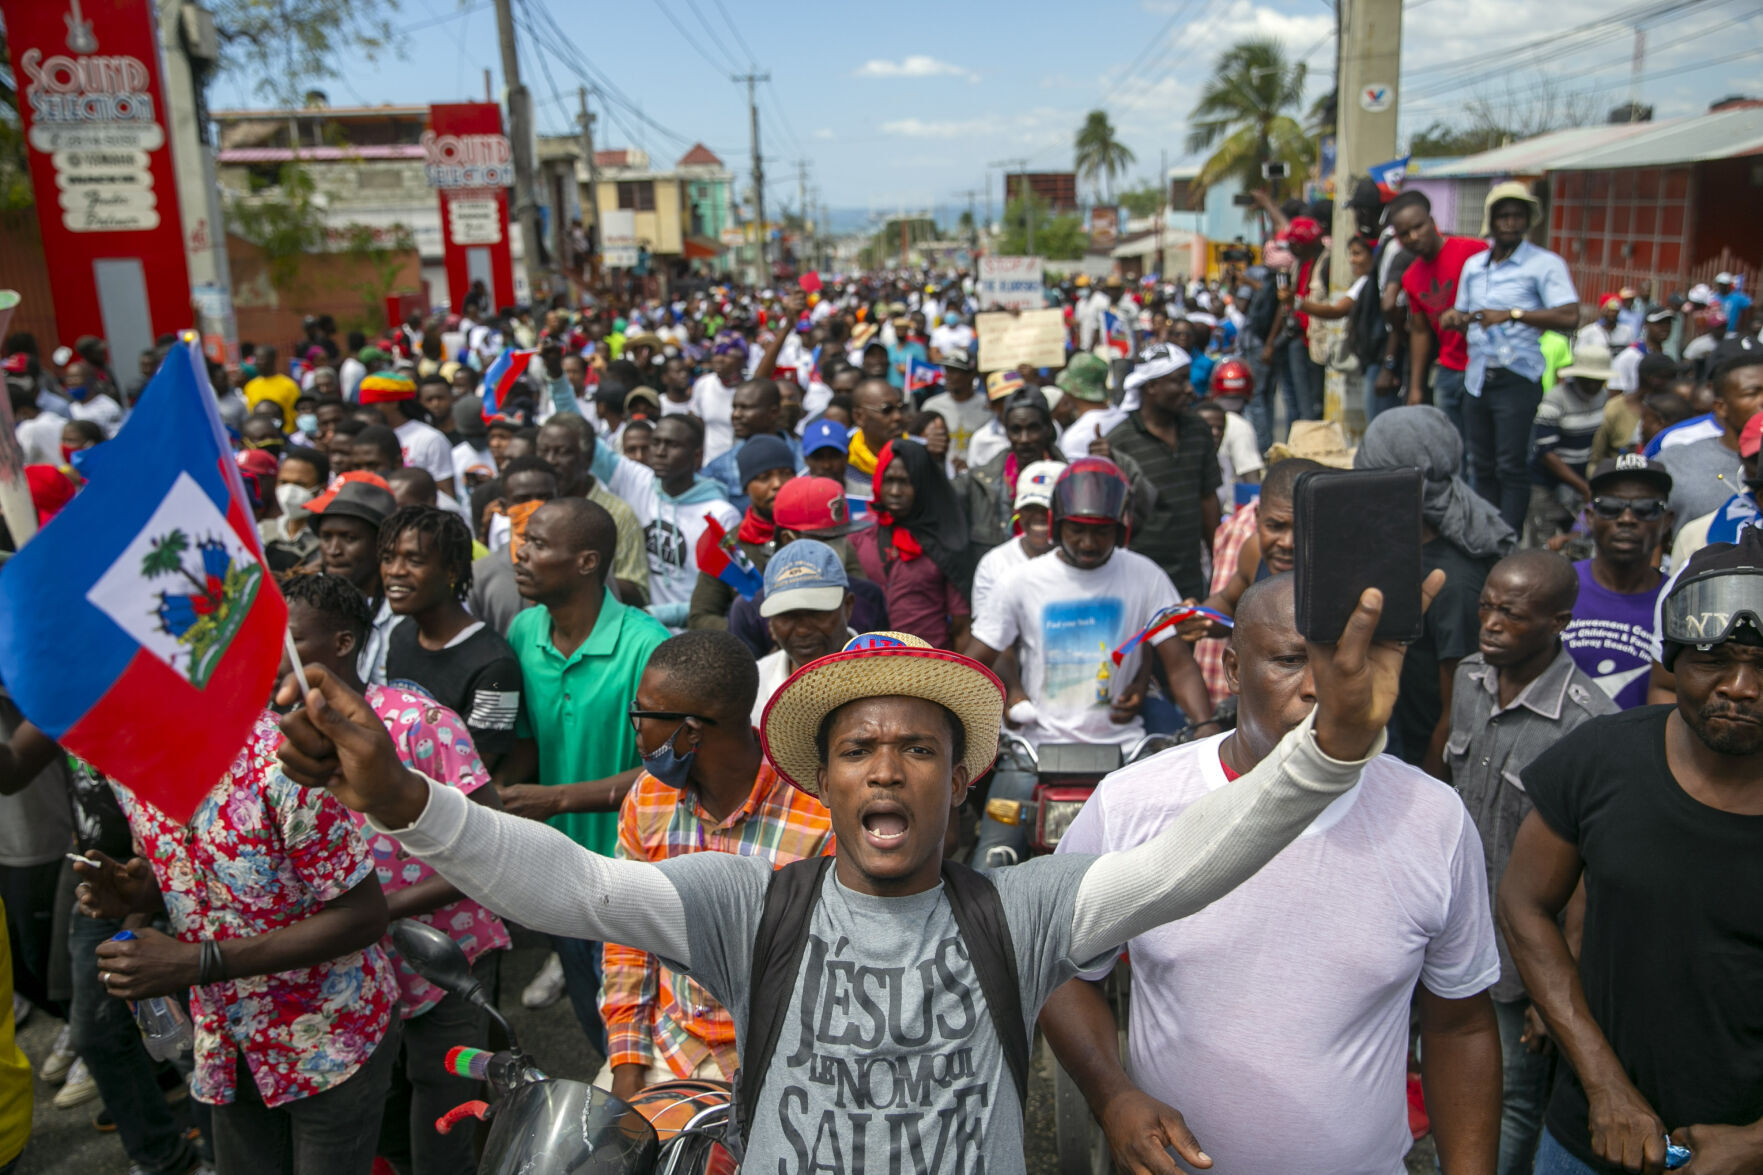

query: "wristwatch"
left=1509, top=308, right=1524, bottom=322
left=1382, top=355, right=1401, bottom=372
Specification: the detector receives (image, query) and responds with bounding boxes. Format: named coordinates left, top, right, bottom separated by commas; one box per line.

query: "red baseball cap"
left=772, top=476, right=872, bottom=537
left=1284, top=217, right=1323, bottom=247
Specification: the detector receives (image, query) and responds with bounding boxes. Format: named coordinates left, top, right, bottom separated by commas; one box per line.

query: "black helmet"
left=1051, top=457, right=1132, bottom=544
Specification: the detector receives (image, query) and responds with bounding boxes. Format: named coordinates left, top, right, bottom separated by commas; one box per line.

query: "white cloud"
left=855, top=56, right=979, bottom=83
left=812, top=127, right=836, bottom=140
left=879, top=117, right=995, bottom=139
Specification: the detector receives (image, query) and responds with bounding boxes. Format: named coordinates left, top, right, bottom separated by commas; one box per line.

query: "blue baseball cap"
left=760, top=539, right=850, bottom=618
left=803, top=418, right=850, bottom=456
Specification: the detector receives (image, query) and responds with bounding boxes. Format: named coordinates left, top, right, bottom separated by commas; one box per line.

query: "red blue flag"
left=1102, top=311, right=1132, bottom=358
left=904, top=356, right=944, bottom=396
left=0, top=341, right=287, bottom=823
left=693, top=513, right=763, bottom=599
left=1110, top=605, right=1233, bottom=666
left=480, top=347, right=537, bottom=422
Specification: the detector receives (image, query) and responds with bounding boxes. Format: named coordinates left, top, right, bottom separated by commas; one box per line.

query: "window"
left=617, top=180, right=655, bottom=211
left=1168, top=179, right=1193, bottom=210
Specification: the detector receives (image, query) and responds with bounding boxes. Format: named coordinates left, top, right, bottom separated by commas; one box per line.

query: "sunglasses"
left=627, top=704, right=718, bottom=734
left=1590, top=496, right=1666, bottom=521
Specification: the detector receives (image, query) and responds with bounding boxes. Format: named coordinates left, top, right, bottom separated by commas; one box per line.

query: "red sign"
left=425, top=103, right=515, bottom=314
left=1, top=0, right=192, bottom=351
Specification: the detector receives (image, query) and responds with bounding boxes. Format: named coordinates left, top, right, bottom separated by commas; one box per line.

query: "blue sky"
left=211, top=0, right=1763, bottom=226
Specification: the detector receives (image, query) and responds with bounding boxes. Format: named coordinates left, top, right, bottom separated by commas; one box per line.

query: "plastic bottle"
left=110, top=930, right=193, bottom=1061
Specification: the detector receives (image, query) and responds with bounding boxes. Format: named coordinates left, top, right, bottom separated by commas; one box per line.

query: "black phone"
left=1292, top=468, right=1424, bottom=643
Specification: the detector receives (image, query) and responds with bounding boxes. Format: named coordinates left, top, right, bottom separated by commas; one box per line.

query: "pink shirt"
left=359, top=686, right=510, bottom=1017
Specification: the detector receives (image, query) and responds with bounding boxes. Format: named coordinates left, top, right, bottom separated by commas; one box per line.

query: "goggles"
left=1660, top=568, right=1763, bottom=650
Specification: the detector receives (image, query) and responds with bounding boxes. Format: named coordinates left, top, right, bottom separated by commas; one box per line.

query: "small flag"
left=798, top=272, right=823, bottom=293
left=1110, top=605, right=1234, bottom=666
left=1102, top=311, right=1132, bottom=358
left=695, top=513, right=764, bottom=598
left=480, top=347, right=538, bottom=422
left=904, top=356, right=944, bottom=396
left=1368, top=155, right=1411, bottom=197
left=0, top=341, right=288, bottom=823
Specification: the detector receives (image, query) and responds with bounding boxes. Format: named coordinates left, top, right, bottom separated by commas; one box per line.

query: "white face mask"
left=276, top=482, right=316, bottom=518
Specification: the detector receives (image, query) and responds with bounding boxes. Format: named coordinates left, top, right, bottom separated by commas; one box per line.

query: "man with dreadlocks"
left=278, top=572, right=509, bottom=1175
left=381, top=506, right=524, bottom=772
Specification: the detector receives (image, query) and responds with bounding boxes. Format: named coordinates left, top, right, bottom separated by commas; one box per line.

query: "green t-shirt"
left=1540, top=330, right=1573, bottom=391
left=509, top=590, right=670, bottom=856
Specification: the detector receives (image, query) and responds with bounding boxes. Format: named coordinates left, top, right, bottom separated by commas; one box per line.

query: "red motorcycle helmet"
left=1051, top=457, right=1133, bottom=545
left=1211, top=357, right=1253, bottom=400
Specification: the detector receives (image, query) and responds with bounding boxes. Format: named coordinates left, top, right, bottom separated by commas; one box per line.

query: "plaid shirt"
left=600, top=760, right=834, bottom=1077
left=1197, top=501, right=1258, bottom=706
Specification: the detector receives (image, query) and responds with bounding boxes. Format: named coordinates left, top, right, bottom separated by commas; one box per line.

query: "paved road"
left=14, top=943, right=1439, bottom=1174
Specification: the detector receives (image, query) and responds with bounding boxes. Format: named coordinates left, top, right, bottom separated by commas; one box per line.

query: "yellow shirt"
left=0, top=896, right=32, bottom=1168
left=243, top=373, right=302, bottom=430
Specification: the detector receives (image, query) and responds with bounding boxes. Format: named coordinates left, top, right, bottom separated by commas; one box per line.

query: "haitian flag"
left=0, top=341, right=286, bottom=824
left=1102, top=311, right=1132, bottom=357
left=904, top=356, right=943, bottom=396
left=1368, top=155, right=1410, bottom=198
left=481, top=347, right=538, bottom=422
left=694, top=513, right=764, bottom=599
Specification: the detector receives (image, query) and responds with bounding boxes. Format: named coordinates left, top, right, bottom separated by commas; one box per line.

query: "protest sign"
left=977, top=256, right=1045, bottom=312
left=976, top=309, right=1066, bottom=371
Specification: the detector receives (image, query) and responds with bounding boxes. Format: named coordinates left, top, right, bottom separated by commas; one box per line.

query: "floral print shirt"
left=110, top=712, right=397, bottom=1109
left=361, top=686, right=510, bottom=1017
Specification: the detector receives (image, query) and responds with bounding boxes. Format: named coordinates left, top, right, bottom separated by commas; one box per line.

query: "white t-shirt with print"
left=971, top=547, right=1180, bottom=747
left=1059, top=733, right=1498, bottom=1175
left=395, top=418, right=456, bottom=487
left=1216, top=409, right=1265, bottom=512
left=691, top=372, right=737, bottom=461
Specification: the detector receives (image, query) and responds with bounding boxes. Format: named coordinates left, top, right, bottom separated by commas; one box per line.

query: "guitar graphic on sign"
left=64, top=0, right=99, bottom=54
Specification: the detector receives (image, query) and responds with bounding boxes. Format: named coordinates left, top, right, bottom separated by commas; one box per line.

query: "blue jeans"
left=1240, top=332, right=1274, bottom=452
left=1285, top=337, right=1325, bottom=423
left=974, top=766, right=1037, bottom=870
left=1495, top=998, right=1554, bottom=1175
left=1463, top=368, right=1545, bottom=535
left=376, top=955, right=498, bottom=1175
left=553, top=935, right=607, bottom=1057
left=1433, top=365, right=1467, bottom=437
left=1534, top=1129, right=1601, bottom=1175
left=69, top=910, right=199, bottom=1175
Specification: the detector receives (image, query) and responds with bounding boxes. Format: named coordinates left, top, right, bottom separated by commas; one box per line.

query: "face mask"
left=276, top=483, right=316, bottom=517
left=296, top=412, right=319, bottom=435
left=67, top=384, right=91, bottom=402
left=944, top=314, right=958, bottom=326
left=641, top=723, right=696, bottom=789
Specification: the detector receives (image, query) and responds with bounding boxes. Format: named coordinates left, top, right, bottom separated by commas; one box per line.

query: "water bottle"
left=110, top=930, right=194, bottom=1061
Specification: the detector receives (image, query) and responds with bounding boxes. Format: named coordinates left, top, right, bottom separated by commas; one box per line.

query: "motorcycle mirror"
left=391, top=919, right=481, bottom=1000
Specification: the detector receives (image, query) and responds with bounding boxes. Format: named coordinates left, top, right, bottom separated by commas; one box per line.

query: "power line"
left=1405, top=41, right=1763, bottom=114
left=708, top=0, right=760, bottom=66
left=649, top=0, right=738, bottom=74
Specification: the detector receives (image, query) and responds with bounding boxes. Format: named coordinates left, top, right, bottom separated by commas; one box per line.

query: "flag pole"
left=284, top=629, right=313, bottom=698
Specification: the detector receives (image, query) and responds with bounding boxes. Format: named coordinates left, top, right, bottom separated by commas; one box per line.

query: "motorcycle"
left=390, top=920, right=736, bottom=1175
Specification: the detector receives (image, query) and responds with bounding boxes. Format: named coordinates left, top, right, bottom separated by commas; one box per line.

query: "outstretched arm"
left=275, top=665, right=694, bottom=965
left=1068, top=571, right=1444, bottom=961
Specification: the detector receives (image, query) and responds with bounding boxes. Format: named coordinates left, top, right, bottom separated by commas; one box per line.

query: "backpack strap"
left=939, top=859, right=1029, bottom=1114
left=732, top=855, right=833, bottom=1154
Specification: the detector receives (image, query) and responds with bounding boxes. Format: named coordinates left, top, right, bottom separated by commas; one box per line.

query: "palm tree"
left=1074, top=110, right=1136, bottom=204
left=1186, top=39, right=1314, bottom=200
left=141, top=529, right=207, bottom=597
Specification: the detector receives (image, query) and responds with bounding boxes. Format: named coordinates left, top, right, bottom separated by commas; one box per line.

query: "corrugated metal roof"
left=1417, top=105, right=1763, bottom=177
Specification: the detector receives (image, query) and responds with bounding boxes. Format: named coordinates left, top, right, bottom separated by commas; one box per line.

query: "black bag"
left=728, top=856, right=1029, bottom=1156
left=1350, top=239, right=1393, bottom=368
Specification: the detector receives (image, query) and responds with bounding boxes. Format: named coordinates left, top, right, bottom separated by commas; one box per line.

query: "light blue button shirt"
left=1454, top=240, right=1579, bottom=396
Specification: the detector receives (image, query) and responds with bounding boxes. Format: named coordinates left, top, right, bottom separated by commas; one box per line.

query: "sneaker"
left=53, top=1058, right=99, bottom=1109
left=93, top=1107, right=116, bottom=1133
left=521, top=951, right=566, bottom=1009
left=41, top=1024, right=78, bottom=1084
left=10, top=992, right=29, bottom=1029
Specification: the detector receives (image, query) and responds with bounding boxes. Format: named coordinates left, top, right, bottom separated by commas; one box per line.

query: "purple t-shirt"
left=1563, top=560, right=1663, bottom=710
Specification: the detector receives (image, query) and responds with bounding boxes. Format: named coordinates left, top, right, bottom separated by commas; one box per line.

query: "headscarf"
left=1354, top=406, right=1516, bottom=559
left=871, top=439, right=974, bottom=594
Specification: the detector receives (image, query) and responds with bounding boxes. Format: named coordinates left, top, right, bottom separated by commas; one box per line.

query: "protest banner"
left=977, top=256, right=1045, bottom=312
left=976, top=309, right=1066, bottom=371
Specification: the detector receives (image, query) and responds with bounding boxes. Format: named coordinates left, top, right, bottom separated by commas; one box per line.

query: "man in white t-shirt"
left=970, top=459, right=1063, bottom=624
left=360, top=370, right=457, bottom=497
left=928, top=314, right=976, bottom=362
left=1054, top=355, right=1126, bottom=461
left=693, top=336, right=748, bottom=461
left=1043, top=570, right=1500, bottom=1175
left=920, top=348, right=991, bottom=476
left=969, top=458, right=1212, bottom=748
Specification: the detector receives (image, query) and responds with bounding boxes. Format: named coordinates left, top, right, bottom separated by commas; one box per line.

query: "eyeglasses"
left=1590, top=496, right=1666, bottom=521
left=627, top=704, right=718, bottom=734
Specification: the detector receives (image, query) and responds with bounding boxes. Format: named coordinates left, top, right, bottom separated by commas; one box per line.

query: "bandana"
left=736, top=506, right=776, bottom=546
left=846, top=427, right=893, bottom=477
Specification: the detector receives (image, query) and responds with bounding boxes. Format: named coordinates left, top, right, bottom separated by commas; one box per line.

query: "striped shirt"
left=600, top=760, right=835, bottom=1077
left=1530, top=379, right=1606, bottom=488
left=1106, top=409, right=1223, bottom=600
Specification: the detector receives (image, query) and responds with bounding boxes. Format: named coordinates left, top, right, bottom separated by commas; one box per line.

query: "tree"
left=1406, top=79, right=1597, bottom=157
left=1117, top=182, right=1165, bottom=218
left=1186, top=39, right=1313, bottom=201
left=997, top=196, right=1087, bottom=260
left=208, top=0, right=403, bottom=103
left=226, top=163, right=327, bottom=296
left=1074, top=110, right=1136, bottom=204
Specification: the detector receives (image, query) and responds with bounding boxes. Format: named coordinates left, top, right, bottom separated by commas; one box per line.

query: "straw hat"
left=1558, top=342, right=1614, bottom=382
left=1266, top=419, right=1355, bottom=469
left=759, top=632, right=1004, bottom=797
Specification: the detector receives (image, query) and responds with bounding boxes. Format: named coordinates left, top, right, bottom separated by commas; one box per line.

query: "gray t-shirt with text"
left=655, top=850, right=1096, bottom=1175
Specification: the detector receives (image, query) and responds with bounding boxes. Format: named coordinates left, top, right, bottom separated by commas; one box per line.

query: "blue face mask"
left=640, top=722, right=697, bottom=789
left=295, top=412, right=319, bottom=435
left=67, top=384, right=92, bottom=402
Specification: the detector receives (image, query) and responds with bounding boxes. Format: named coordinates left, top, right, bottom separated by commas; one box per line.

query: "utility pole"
left=953, top=188, right=983, bottom=257
left=494, top=0, right=545, bottom=301
left=991, top=157, right=1031, bottom=254
left=1332, top=0, right=1401, bottom=292
left=577, top=87, right=603, bottom=291
left=734, top=71, right=771, bottom=279
left=795, top=158, right=811, bottom=272
left=1156, top=148, right=1168, bottom=278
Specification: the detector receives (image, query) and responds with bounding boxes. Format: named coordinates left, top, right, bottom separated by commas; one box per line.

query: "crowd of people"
left=2, top=174, right=1763, bottom=1175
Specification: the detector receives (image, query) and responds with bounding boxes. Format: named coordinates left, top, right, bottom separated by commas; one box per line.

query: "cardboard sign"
left=976, top=309, right=1066, bottom=371
left=977, top=256, right=1045, bottom=312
